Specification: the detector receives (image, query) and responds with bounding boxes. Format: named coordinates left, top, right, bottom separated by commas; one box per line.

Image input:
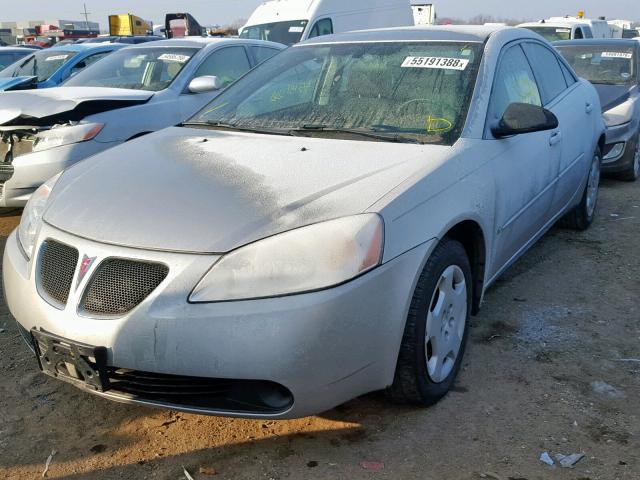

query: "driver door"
left=486, top=43, right=562, bottom=277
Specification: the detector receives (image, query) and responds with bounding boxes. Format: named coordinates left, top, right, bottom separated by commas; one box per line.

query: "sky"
left=0, top=0, right=638, bottom=26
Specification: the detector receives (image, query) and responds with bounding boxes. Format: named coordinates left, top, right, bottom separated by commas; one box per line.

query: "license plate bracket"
left=31, top=329, right=110, bottom=392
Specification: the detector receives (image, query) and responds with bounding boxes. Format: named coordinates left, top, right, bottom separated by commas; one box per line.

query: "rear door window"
left=522, top=43, right=567, bottom=105
left=251, top=46, right=281, bottom=65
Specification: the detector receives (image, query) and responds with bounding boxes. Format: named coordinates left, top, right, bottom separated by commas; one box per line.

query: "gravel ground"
left=0, top=179, right=638, bottom=480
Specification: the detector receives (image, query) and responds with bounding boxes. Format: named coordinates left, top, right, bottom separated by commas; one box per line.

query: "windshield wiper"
left=180, top=121, right=291, bottom=137
left=289, top=125, right=423, bottom=144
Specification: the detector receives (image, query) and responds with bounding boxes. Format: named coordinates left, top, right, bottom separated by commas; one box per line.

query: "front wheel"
left=388, top=238, right=471, bottom=406
left=559, top=148, right=601, bottom=230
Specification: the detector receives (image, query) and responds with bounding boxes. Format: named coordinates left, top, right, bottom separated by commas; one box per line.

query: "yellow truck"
left=109, top=14, right=149, bottom=36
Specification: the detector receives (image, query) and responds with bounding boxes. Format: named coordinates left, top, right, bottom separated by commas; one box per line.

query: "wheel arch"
left=442, top=220, right=487, bottom=315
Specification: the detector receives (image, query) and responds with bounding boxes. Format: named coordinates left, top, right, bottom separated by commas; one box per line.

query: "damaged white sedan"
left=5, top=26, right=604, bottom=418
left=0, top=38, right=284, bottom=207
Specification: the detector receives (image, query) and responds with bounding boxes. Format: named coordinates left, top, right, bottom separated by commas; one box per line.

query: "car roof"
left=299, top=24, right=512, bottom=45
left=122, top=37, right=286, bottom=48
left=49, top=42, right=124, bottom=52
left=0, top=47, right=33, bottom=54
left=553, top=39, right=640, bottom=47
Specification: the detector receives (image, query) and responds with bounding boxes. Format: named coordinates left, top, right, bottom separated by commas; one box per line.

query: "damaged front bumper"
left=0, top=135, right=118, bottom=208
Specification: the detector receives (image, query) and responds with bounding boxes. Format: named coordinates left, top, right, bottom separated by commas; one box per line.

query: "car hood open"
left=0, top=76, right=37, bottom=92
left=44, top=127, right=451, bottom=254
left=0, top=86, right=154, bottom=126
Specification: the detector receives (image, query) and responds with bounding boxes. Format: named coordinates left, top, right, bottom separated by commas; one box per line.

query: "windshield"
left=0, top=50, right=78, bottom=81
left=525, top=26, right=572, bottom=42
left=65, top=47, right=198, bottom=91
left=240, top=20, right=308, bottom=45
left=189, top=42, right=483, bottom=146
left=556, top=45, right=636, bottom=85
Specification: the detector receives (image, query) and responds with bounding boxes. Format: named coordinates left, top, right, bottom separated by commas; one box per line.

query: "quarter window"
left=194, top=46, right=251, bottom=88
left=488, top=45, right=542, bottom=124
left=522, top=43, right=567, bottom=104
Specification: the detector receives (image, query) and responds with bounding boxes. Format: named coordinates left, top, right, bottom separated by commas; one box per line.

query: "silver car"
left=0, top=38, right=285, bottom=207
left=555, top=39, right=640, bottom=181
left=4, top=26, right=604, bottom=418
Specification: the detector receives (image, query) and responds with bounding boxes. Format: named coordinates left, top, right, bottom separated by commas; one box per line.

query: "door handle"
left=549, top=131, right=562, bottom=146
left=585, top=102, right=593, bottom=114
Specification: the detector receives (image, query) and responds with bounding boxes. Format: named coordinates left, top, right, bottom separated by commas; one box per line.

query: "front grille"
left=0, top=163, right=14, bottom=182
left=106, top=369, right=293, bottom=414
left=81, top=259, right=168, bottom=316
left=39, top=240, right=79, bottom=306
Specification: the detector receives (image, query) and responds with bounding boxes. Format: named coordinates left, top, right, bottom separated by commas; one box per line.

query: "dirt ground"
left=0, top=179, right=638, bottom=480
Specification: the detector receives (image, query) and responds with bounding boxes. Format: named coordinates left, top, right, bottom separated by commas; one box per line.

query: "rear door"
left=522, top=41, right=590, bottom=212
left=486, top=43, right=562, bottom=275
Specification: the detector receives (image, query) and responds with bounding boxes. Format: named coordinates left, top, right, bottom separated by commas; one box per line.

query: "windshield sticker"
left=158, top=53, right=190, bottom=63
left=45, top=54, right=69, bottom=62
left=556, top=28, right=571, bottom=33
left=402, top=56, right=469, bottom=70
left=601, top=51, right=633, bottom=59
left=289, top=26, right=305, bottom=33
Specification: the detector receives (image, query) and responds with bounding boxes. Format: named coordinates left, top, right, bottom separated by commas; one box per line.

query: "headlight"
left=32, top=123, right=104, bottom=152
left=18, top=173, right=61, bottom=259
left=190, top=214, right=384, bottom=302
left=603, top=99, right=634, bottom=127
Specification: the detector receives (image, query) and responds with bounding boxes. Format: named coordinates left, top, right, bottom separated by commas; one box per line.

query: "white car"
left=0, top=38, right=285, bottom=207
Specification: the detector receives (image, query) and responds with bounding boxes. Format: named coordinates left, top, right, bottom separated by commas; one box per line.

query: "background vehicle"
left=239, top=0, right=414, bottom=45
left=109, top=14, right=150, bottom=36
left=165, top=13, right=203, bottom=38
left=0, top=38, right=285, bottom=207
left=82, top=36, right=163, bottom=45
left=0, top=47, right=32, bottom=70
left=0, top=43, right=125, bottom=91
left=519, top=16, right=615, bottom=41
left=411, top=3, right=436, bottom=25
left=3, top=26, right=604, bottom=419
left=556, top=39, right=640, bottom=180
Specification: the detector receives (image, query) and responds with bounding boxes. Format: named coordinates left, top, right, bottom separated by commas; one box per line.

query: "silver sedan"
left=4, top=25, right=604, bottom=418
left=0, top=38, right=285, bottom=207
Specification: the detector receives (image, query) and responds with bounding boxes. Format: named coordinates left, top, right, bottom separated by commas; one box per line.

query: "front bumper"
left=601, top=121, right=638, bottom=174
left=3, top=223, right=433, bottom=418
left=0, top=140, right=118, bottom=208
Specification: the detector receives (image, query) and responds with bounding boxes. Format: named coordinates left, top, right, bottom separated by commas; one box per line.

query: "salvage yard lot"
left=0, top=179, right=638, bottom=480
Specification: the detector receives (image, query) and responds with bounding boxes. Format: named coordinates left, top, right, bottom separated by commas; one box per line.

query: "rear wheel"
left=560, top=148, right=601, bottom=230
left=389, top=238, right=471, bottom=405
left=618, top=133, right=640, bottom=182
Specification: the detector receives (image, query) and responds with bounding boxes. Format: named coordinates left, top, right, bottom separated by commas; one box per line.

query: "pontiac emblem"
left=76, top=255, right=96, bottom=289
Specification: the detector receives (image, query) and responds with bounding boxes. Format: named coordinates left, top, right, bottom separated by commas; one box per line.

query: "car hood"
left=595, top=83, right=637, bottom=112
left=0, top=86, right=154, bottom=126
left=44, top=127, right=451, bottom=254
left=0, top=76, right=36, bottom=92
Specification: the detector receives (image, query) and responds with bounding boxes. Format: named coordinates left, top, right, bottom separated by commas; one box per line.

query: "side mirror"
left=491, top=103, right=559, bottom=138
left=188, top=75, right=223, bottom=93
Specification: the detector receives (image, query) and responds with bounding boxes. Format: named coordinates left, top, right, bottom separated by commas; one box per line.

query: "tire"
left=618, top=133, right=640, bottom=182
left=559, top=148, right=601, bottom=231
left=388, top=238, right=472, bottom=406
